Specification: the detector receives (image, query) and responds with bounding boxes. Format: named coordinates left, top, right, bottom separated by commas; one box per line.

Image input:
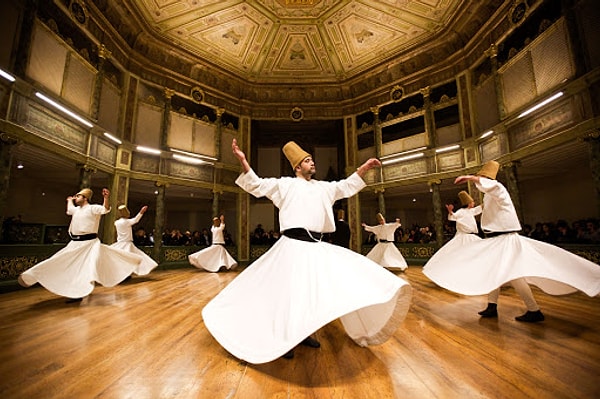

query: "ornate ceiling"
left=122, top=0, right=469, bottom=84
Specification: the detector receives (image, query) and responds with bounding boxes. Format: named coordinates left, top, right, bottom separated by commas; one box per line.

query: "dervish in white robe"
left=202, top=140, right=412, bottom=364
left=423, top=195, right=483, bottom=274
left=111, top=206, right=158, bottom=276
left=188, top=216, right=237, bottom=272
left=19, top=189, right=142, bottom=299
left=424, top=162, right=600, bottom=321
left=363, top=217, right=408, bottom=271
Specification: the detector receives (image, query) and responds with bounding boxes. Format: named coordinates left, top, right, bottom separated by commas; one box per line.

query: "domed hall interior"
left=0, top=0, right=599, bottom=398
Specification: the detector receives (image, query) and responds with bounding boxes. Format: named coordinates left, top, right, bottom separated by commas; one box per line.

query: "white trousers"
left=487, top=278, right=540, bottom=311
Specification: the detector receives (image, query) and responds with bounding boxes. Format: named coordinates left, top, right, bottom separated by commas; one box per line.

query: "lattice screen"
left=501, top=52, right=536, bottom=114
left=168, top=112, right=194, bottom=151
left=473, top=77, right=499, bottom=132
left=530, top=20, right=574, bottom=95
left=98, top=80, right=121, bottom=133
left=134, top=102, right=162, bottom=148
left=63, top=55, right=94, bottom=115
left=192, top=121, right=216, bottom=157
left=26, top=22, right=66, bottom=97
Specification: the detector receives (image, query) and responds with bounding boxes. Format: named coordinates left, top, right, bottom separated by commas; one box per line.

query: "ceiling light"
left=103, top=132, right=122, bottom=144
left=35, top=92, right=93, bottom=128
left=517, top=92, right=564, bottom=119
left=17, top=162, right=23, bottom=169
left=136, top=145, right=161, bottom=155
left=435, top=144, right=460, bottom=153
left=0, top=68, right=15, bottom=82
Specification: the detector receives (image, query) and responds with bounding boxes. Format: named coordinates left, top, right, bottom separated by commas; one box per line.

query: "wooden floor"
left=1, top=266, right=599, bottom=399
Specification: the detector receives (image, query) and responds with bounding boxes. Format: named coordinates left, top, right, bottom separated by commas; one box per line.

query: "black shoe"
left=478, top=303, right=498, bottom=318
left=301, top=336, right=321, bottom=348
left=515, top=310, right=544, bottom=323
left=282, top=349, right=294, bottom=359
left=65, top=297, right=83, bottom=304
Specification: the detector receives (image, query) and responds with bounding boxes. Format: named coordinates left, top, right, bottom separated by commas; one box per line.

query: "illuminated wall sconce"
left=479, top=130, right=494, bottom=140
left=170, top=148, right=216, bottom=165
left=136, top=145, right=161, bottom=155
left=0, top=68, right=15, bottom=82
left=517, top=91, right=563, bottom=118
left=103, top=132, right=122, bottom=144
left=35, top=92, right=93, bottom=128
left=17, top=162, right=24, bottom=169
left=435, top=144, right=460, bottom=153
left=381, top=148, right=426, bottom=166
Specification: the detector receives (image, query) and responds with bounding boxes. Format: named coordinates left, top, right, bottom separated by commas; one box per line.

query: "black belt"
left=378, top=239, right=392, bottom=243
left=70, top=233, right=98, bottom=241
left=283, top=228, right=324, bottom=242
left=484, top=230, right=520, bottom=238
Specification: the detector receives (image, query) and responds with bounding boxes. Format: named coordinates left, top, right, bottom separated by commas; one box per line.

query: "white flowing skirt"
left=20, top=239, right=142, bottom=298
left=110, top=241, right=158, bottom=275
left=423, top=233, right=600, bottom=297
left=366, top=242, right=408, bottom=271
left=188, top=245, right=237, bottom=272
left=202, top=236, right=412, bottom=364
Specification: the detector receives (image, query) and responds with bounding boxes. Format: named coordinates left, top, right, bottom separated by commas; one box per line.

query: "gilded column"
left=583, top=131, right=600, bottom=217
left=14, top=0, right=38, bottom=76
left=0, top=133, right=18, bottom=240
left=237, top=116, right=251, bottom=262
left=486, top=44, right=506, bottom=120
left=152, top=182, right=167, bottom=261
left=90, top=45, right=111, bottom=121
left=103, top=173, right=129, bottom=244
left=371, top=106, right=385, bottom=215
left=215, top=107, right=224, bottom=159
left=345, top=115, right=361, bottom=252
left=503, top=162, right=523, bottom=223
left=78, top=164, right=96, bottom=190
left=421, top=87, right=436, bottom=148
left=161, top=89, right=174, bottom=150
left=429, top=179, right=443, bottom=247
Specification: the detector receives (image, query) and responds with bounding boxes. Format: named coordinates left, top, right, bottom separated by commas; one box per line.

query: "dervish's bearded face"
left=296, top=157, right=315, bottom=179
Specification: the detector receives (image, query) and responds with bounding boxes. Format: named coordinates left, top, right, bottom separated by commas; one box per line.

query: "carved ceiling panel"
left=127, top=0, right=465, bottom=83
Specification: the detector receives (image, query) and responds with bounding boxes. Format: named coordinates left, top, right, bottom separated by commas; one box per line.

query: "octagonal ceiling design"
left=126, top=0, right=464, bottom=83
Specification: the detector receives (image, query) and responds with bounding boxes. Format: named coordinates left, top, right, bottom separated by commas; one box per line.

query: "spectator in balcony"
left=362, top=213, right=408, bottom=271
left=202, top=139, right=411, bottom=364
left=426, top=160, right=600, bottom=322
left=111, top=205, right=158, bottom=277
left=18, top=188, right=141, bottom=303
left=133, top=227, right=152, bottom=246
left=188, top=215, right=237, bottom=272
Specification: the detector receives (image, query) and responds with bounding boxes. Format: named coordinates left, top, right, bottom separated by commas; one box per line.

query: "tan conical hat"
left=118, top=204, right=130, bottom=217
left=376, top=213, right=385, bottom=223
left=282, top=141, right=311, bottom=169
left=476, top=160, right=499, bottom=180
left=458, top=191, right=474, bottom=206
left=77, top=188, right=93, bottom=200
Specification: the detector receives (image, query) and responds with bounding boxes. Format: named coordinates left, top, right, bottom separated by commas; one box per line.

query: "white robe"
left=188, top=223, right=237, bottom=272
left=363, top=221, right=408, bottom=271
left=111, top=212, right=158, bottom=276
left=424, top=178, right=600, bottom=297
left=20, top=202, right=142, bottom=298
left=202, top=169, right=412, bottom=364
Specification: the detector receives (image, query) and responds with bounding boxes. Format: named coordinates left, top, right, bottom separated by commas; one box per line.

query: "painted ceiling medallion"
left=69, top=0, right=87, bottom=25
left=390, top=85, right=404, bottom=102
left=509, top=0, right=528, bottom=26
left=290, top=107, right=304, bottom=122
left=191, top=87, right=205, bottom=104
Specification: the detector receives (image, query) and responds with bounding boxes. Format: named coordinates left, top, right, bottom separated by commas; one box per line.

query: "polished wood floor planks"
left=0, top=266, right=599, bottom=399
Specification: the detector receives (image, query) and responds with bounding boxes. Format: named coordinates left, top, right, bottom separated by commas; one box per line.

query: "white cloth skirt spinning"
left=423, top=233, right=600, bottom=297
left=202, top=236, right=412, bottom=364
left=423, top=232, right=482, bottom=273
left=19, top=239, right=142, bottom=298
left=366, top=242, right=408, bottom=271
left=188, top=245, right=237, bottom=272
left=110, top=241, right=158, bottom=275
